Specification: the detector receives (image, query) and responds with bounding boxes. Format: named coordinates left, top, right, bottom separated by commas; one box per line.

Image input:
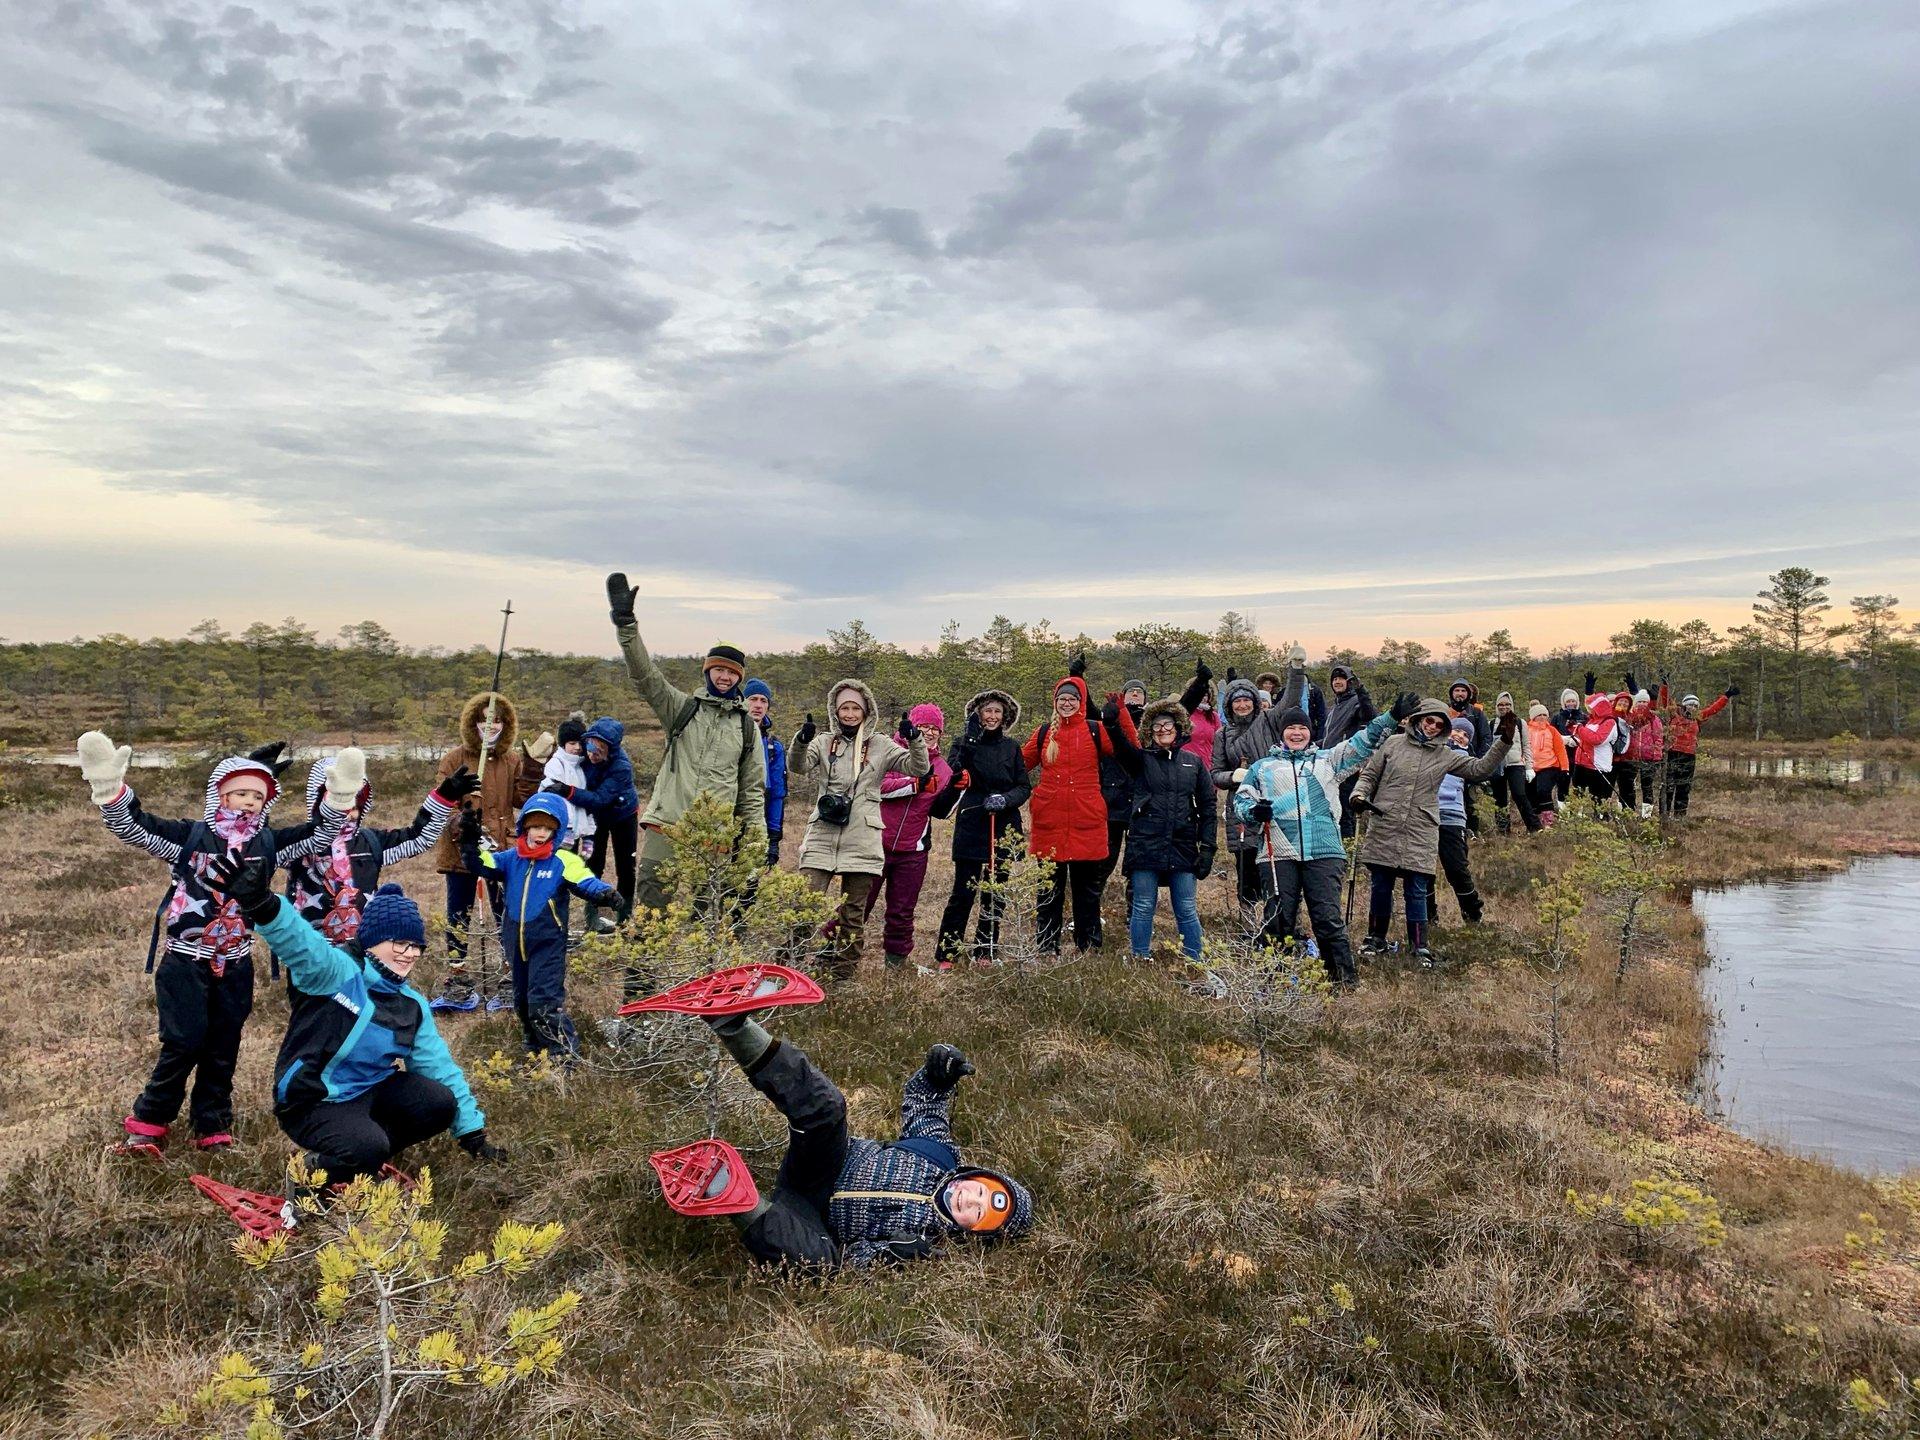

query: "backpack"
left=664, top=695, right=757, bottom=771
left=146, top=823, right=280, bottom=976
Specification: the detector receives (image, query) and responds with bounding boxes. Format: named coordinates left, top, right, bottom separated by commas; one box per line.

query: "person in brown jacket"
left=1349, top=697, right=1514, bottom=968
left=429, top=691, right=544, bottom=1012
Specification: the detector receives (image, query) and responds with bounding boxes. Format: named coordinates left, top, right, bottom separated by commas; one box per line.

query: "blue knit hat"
left=358, top=884, right=425, bottom=952
left=743, top=678, right=772, bottom=703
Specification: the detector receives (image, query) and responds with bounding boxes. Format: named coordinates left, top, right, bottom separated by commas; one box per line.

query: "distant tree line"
left=1, top=568, right=1911, bottom=752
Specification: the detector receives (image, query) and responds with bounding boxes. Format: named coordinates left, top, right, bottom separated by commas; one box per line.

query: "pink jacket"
left=1622, top=705, right=1664, bottom=762
left=878, top=743, right=953, bottom=853
left=1184, top=706, right=1220, bottom=768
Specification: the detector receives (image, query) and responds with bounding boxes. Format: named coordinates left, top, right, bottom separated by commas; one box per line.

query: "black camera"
left=815, top=791, right=853, bottom=827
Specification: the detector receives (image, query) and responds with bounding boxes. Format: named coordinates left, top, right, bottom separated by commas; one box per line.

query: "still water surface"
left=1696, top=857, right=1920, bottom=1174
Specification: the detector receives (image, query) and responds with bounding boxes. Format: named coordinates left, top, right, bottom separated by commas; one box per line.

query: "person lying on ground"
left=199, top=853, right=504, bottom=1185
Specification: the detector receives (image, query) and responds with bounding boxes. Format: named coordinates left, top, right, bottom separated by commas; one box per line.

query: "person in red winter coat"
left=1022, top=669, right=1120, bottom=953
left=1656, top=683, right=1735, bottom=817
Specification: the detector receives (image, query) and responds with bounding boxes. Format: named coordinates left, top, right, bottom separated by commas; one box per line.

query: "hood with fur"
left=965, top=688, right=1022, bottom=731
left=459, top=691, right=520, bottom=755
left=1140, top=697, right=1191, bottom=745
left=827, top=678, right=878, bottom=727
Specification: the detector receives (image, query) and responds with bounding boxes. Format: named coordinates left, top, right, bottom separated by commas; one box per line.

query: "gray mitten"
left=77, top=731, right=131, bottom=805
left=324, top=747, right=368, bottom=810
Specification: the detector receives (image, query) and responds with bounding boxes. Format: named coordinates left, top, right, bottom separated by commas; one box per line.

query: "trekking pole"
left=1344, top=811, right=1368, bottom=927
left=1262, top=818, right=1282, bottom=948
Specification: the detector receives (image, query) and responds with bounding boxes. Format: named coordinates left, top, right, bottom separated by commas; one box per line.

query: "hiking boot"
left=115, top=1117, right=168, bottom=1159
left=431, top=971, right=478, bottom=1013
left=1179, top=964, right=1229, bottom=1000
left=1415, top=947, right=1437, bottom=970
left=1358, top=935, right=1388, bottom=959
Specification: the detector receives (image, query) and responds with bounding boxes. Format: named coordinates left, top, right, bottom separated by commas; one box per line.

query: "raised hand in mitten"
left=1101, top=694, right=1122, bottom=727
left=523, top=731, right=556, bottom=764
left=1194, top=658, right=1213, bottom=685
left=1624, top=672, right=1638, bottom=696
left=247, top=740, right=295, bottom=779
left=1389, top=692, right=1421, bottom=723
left=1288, top=643, right=1308, bottom=671
left=1583, top=670, right=1598, bottom=696
left=794, top=713, right=818, bottom=749
left=898, top=710, right=919, bottom=743
left=435, top=766, right=480, bottom=804
left=1497, top=711, right=1519, bottom=743
left=1068, top=651, right=1086, bottom=679
left=77, top=731, right=132, bottom=805
left=606, top=571, right=639, bottom=626
left=457, top=805, right=485, bottom=854
left=923, top=1043, right=975, bottom=1091
left=324, top=747, right=368, bottom=812
left=205, top=851, right=277, bottom=925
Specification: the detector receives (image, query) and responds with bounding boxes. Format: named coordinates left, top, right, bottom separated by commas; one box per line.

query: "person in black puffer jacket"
left=1320, top=664, right=1378, bottom=839
left=1102, top=697, right=1217, bottom=965
left=1087, top=676, right=1149, bottom=946
left=931, top=689, right=1031, bottom=968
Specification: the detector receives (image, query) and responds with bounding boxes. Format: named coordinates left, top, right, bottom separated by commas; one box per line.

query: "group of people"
left=75, top=573, right=1740, bottom=1270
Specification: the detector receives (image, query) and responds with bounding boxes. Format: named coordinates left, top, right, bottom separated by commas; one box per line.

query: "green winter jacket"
left=615, top=622, right=767, bottom=839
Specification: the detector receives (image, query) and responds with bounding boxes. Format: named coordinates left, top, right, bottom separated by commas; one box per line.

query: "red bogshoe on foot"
left=190, top=1174, right=292, bottom=1239
left=649, top=1139, right=760, bottom=1217
left=195, top=1132, right=236, bottom=1152
left=617, top=964, right=824, bottom=1019
left=116, top=1117, right=168, bottom=1159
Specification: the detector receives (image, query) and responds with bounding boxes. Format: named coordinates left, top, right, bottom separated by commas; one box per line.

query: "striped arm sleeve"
left=99, top=787, right=186, bottom=864
left=378, top=794, right=455, bottom=864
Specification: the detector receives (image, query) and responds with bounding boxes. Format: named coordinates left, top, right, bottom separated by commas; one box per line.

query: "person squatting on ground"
left=932, top=690, right=1030, bottom=968
left=1102, top=695, right=1218, bottom=965
left=606, top=573, right=766, bottom=990
left=430, top=691, right=543, bottom=1013
left=199, top=853, right=505, bottom=1185
left=287, top=754, right=478, bottom=943
left=693, top=1012, right=1032, bottom=1268
left=1022, top=661, right=1122, bottom=955
left=1526, top=703, right=1570, bottom=824
left=1488, top=692, right=1543, bottom=834
left=743, top=679, right=788, bottom=868
left=541, top=715, right=637, bottom=935
left=459, top=793, right=624, bottom=1059
left=1428, top=719, right=1488, bottom=926
left=1233, top=695, right=1410, bottom=986
left=862, top=704, right=952, bottom=969
left=790, top=681, right=932, bottom=979
left=1350, top=698, right=1514, bottom=968
left=1656, top=683, right=1734, bottom=817
left=80, top=734, right=357, bottom=1156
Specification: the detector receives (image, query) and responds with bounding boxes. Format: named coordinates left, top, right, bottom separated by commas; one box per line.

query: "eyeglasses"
left=389, top=941, right=424, bottom=959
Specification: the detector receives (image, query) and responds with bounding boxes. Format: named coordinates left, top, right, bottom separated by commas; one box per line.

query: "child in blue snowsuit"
left=744, top=679, right=787, bottom=867
left=460, top=793, right=624, bottom=1058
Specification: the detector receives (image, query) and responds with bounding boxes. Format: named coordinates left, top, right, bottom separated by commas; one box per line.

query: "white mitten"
left=78, top=731, right=131, bottom=805
left=1231, top=767, right=1248, bottom=784
left=1287, top=643, right=1308, bottom=670
left=324, top=747, right=368, bottom=810
left=524, top=730, right=556, bottom=763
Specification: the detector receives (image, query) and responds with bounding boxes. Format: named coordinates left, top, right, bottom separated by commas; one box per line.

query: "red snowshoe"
left=617, top=964, right=824, bottom=1019
left=649, top=1139, right=760, bottom=1217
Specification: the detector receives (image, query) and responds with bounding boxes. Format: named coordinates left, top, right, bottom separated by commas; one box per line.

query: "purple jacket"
left=878, top=741, right=953, bottom=853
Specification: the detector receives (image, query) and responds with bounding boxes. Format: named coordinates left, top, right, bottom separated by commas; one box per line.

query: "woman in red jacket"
left=1022, top=670, right=1119, bottom=954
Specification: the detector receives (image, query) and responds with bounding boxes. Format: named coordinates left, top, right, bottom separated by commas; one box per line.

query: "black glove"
left=1390, top=692, right=1420, bottom=723
left=1248, top=798, right=1274, bottom=824
left=1226, top=666, right=1238, bottom=683
left=459, top=1129, right=508, bottom=1163
left=963, top=712, right=984, bottom=744
left=1193, top=849, right=1214, bottom=881
left=1583, top=670, right=1597, bottom=696
left=435, top=766, right=480, bottom=804
left=1068, top=651, right=1086, bottom=679
left=898, top=710, right=918, bottom=743
left=1497, top=711, right=1519, bottom=743
left=923, top=1043, right=975, bottom=1091
left=1624, top=672, right=1638, bottom=695
left=246, top=741, right=295, bottom=779
left=610, top=895, right=634, bottom=925
left=1194, top=659, right=1213, bottom=685
left=794, top=714, right=818, bottom=749
left=1725, top=684, right=1741, bottom=698
left=540, top=779, right=574, bottom=799
left=984, top=793, right=1008, bottom=812
left=458, top=805, right=484, bottom=852
left=606, top=571, right=638, bottom=626
left=1350, top=795, right=1378, bottom=817
left=204, top=852, right=277, bottom=926
left=1101, top=697, right=1121, bottom=727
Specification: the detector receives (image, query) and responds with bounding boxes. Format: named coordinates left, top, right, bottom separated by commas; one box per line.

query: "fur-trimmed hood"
left=1140, top=697, right=1190, bottom=745
left=305, top=755, right=373, bottom=820
left=965, top=688, right=1021, bottom=731
left=459, top=691, right=519, bottom=755
left=826, top=677, right=878, bottom=726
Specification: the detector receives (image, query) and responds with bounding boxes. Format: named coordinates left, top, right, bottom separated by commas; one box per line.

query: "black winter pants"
left=1490, top=766, right=1542, bottom=832
left=737, top=1041, right=847, bottom=1268
left=1572, top=765, right=1613, bottom=803
left=1663, top=752, right=1697, bottom=816
left=134, top=953, right=254, bottom=1136
left=1088, top=821, right=1128, bottom=912
left=1429, top=826, right=1483, bottom=922
left=1037, top=858, right=1104, bottom=953
left=280, top=1070, right=457, bottom=1183
left=1259, top=857, right=1354, bottom=985
left=1612, top=765, right=1639, bottom=808
left=938, top=856, right=1007, bottom=964
left=586, top=810, right=639, bottom=906
left=1531, top=769, right=1567, bottom=811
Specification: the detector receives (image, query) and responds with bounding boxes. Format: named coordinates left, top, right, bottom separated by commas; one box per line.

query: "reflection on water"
left=15, top=742, right=446, bottom=768
left=1696, top=755, right=1920, bottom=789
left=1696, top=857, right=1920, bottom=1174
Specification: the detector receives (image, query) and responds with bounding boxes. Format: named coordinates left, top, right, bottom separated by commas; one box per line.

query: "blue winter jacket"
left=760, top=723, right=788, bottom=834
left=1438, top=768, right=1469, bottom=828
left=467, top=837, right=616, bottom=973
left=577, top=717, right=639, bottom=822
left=1233, top=713, right=1395, bottom=863
left=261, top=900, right=484, bottom=1137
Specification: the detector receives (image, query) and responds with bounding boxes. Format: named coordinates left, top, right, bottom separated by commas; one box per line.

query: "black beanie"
left=1277, top=706, right=1311, bottom=733
left=558, top=717, right=587, bottom=747
left=706, top=643, right=747, bottom=672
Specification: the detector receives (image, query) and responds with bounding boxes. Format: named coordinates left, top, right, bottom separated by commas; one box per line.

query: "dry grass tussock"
left=1, top=759, right=1919, bottom=1437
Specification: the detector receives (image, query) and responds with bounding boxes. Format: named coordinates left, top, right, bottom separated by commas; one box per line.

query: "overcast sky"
left=3, top=0, right=1917, bottom=657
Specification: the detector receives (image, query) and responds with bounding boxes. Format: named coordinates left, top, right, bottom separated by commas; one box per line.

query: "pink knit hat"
left=908, top=703, right=946, bottom=730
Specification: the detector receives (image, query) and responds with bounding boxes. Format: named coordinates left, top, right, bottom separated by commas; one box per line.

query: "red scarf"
left=515, top=836, right=554, bottom=860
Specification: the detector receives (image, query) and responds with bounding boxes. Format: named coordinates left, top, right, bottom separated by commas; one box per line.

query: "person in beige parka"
left=791, top=679, right=931, bottom=978
left=1349, top=696, right=1515, bottom=967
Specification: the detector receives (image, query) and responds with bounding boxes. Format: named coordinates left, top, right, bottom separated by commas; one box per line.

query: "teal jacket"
left=262, top=900, right=485, bottom=1137
left=1233, top=713, right=1396, bottom=863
